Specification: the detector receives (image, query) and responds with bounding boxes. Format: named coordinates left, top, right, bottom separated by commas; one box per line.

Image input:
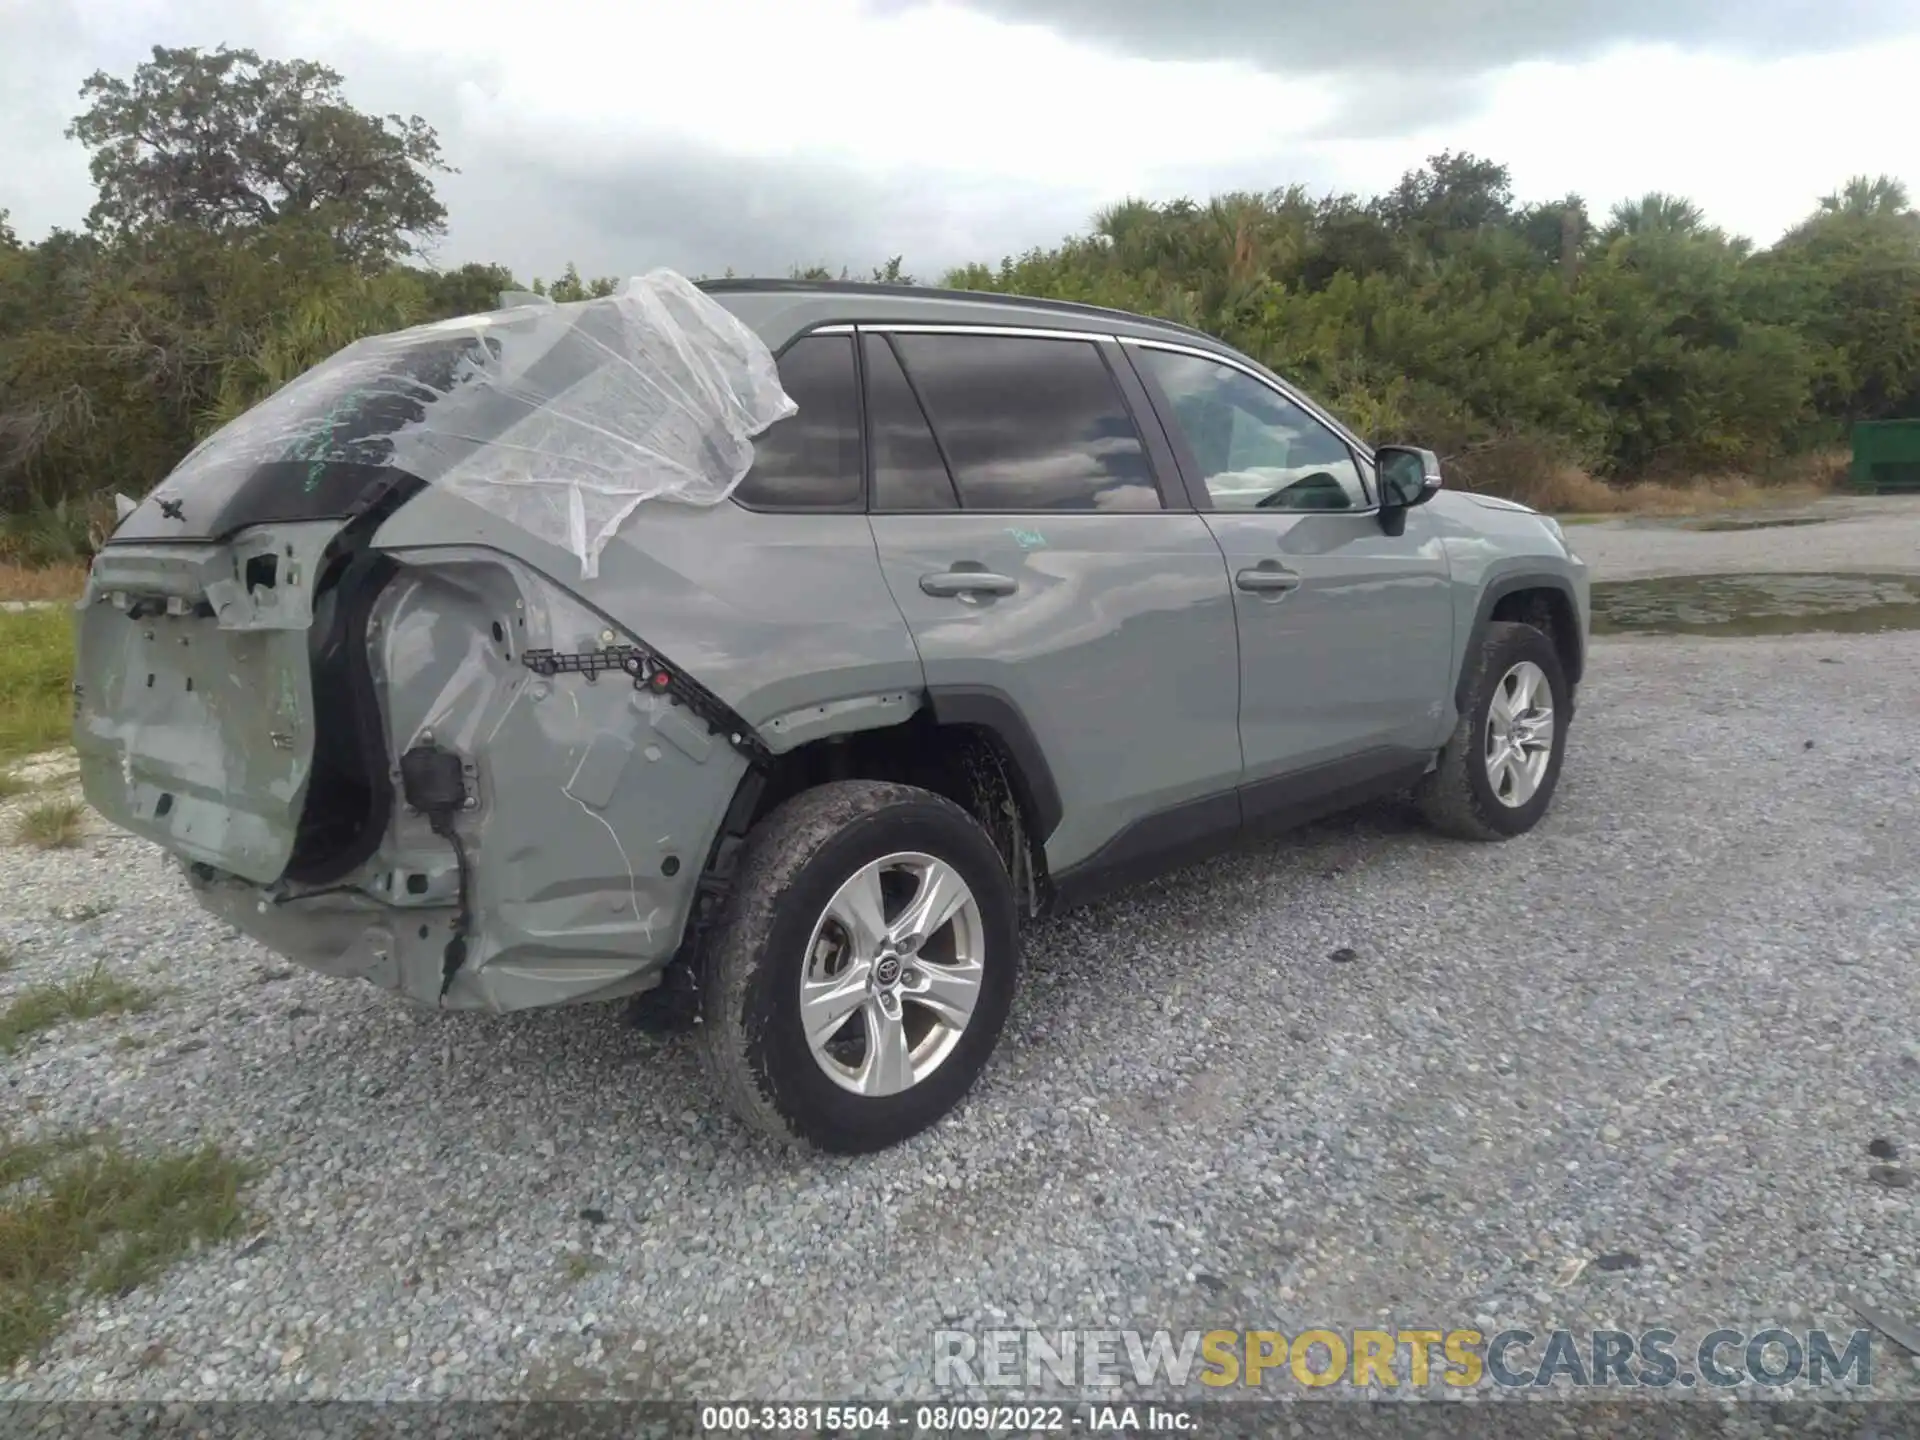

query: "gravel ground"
left=6, top=630, right=1920, bottom=1405
left=4, top=507, right=1919, bottom=1408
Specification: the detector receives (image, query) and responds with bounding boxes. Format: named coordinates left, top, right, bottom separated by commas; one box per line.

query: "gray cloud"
left=441, top=137, right=1110, bottom=283
left=0, top=1, right=1134, bottom=281
left=869, top=0, right=1920, bottom=74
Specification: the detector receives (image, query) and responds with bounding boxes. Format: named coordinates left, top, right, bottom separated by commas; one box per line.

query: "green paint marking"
left=1006, top=526, right=1047, bottom=550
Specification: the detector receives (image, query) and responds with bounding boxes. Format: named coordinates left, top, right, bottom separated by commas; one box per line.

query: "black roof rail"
left=692, top=277, right=1223, bottom=346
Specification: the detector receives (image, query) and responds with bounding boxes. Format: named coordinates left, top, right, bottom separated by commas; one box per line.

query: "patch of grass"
left=0, top=944, right=13, bottom=973
left=49, top=899, right=114, bottom=923
left=1526, top=469, right=1830, bottom=520
left=0, top=1130, right=252, bottom=1367
left=112, top=1034, right=148, bottom=1053
left=0, top=560, right=88, bottom=604
left=0, top=966, right=157, bottom=1053
left=15, top=799, right=84, bottom=850
left=0, top=609, right=75, bottom=768
left=0, top=771, right=27, bottom=800
left=561, top=1253, right=607, bottom=1283
left=1480, top=447, right=1855, bottom=522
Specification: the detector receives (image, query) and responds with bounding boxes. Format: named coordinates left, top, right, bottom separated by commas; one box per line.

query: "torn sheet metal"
left=147, top=270, right=796, bottom=577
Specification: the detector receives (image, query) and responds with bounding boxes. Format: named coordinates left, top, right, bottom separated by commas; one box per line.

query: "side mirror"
left=1376, top=445, right=1443, bottom=509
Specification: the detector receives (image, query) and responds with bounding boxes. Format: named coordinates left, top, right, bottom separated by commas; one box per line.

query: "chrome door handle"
left=920, top=570, right=1018, bottom=598
left=1235, top=566, right=1300, bottom=594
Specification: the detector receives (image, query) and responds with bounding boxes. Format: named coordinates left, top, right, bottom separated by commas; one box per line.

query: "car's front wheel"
left=1415, top=620, right=1570, bottom=841
left=698, top=780, right=1019, bottom=1154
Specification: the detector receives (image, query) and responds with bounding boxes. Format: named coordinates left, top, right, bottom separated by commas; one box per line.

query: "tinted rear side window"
left=864, top=334, right=959, bottom=511
left=735, top=334, right=862, bottom=508
left=891, top=334, right=1160, bottom=512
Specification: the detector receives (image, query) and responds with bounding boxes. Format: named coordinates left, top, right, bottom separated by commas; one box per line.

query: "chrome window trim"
left=1119, top=335, right=1380, bottom=511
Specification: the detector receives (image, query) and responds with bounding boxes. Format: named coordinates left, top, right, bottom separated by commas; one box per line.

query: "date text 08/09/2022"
left=698, top=1404, right=1196, bottom=1433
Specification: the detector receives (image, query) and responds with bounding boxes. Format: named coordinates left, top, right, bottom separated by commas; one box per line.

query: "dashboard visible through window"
left=1131, top=347, right=1369, bottom=512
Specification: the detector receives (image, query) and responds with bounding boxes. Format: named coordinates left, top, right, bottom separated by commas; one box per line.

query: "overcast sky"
left=4, top=0, right=1918, bottom=283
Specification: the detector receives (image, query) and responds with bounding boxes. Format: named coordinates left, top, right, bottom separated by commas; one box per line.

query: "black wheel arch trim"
left=1458, top=573, right=1585, bottom=714
left=924, top=684, right=1065, bottom=844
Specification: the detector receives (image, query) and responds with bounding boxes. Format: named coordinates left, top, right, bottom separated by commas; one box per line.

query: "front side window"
left=891, top=333, right=1161, bottom=512
left=1131, top=347, right=1369, bottom=512
left=736, top=334, right=863, bottom=508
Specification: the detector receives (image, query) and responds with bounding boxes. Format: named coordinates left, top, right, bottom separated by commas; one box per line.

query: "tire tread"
left=1415, top=621, right=1568, bottom=842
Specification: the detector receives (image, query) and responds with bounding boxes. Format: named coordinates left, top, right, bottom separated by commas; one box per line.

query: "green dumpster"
left=1851, top=419, right=1920, bottom=494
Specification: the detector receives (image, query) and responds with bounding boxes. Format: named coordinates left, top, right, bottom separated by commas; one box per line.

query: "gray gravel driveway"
left=3, top=501, right=1919, bottom=1405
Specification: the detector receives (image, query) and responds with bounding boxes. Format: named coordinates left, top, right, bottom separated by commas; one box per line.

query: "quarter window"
left=735, top=334, right=862, bottom=508
left=1131, top=348, right=1369, bottom=512
left=891, top=334, right=1161, bottom=512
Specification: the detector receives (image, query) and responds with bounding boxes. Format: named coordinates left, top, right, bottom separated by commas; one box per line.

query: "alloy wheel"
left=798, top=852, right=986, bottom=1097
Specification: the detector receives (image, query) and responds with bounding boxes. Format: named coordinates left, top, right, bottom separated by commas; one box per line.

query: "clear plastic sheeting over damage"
left=157, top=269, right=796, bottom=576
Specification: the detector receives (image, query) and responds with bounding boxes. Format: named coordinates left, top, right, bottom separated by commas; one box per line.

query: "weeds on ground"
left=1520, top=447, right=1854, bottom=520
left=0, top=966, right=156, bottom=1053
left=0, top=1130, right=252, bottom=1367
left=0, top=610, right=75, bottom=767
left=0, top=560, right=88, bottom=604
left=49, top=899, right=114, bottom=923
left=15, top=800, right=84, bottom=849
left=0, top=944, right=13, bottom=972
left=561, top=1253, right=608, bottom=1283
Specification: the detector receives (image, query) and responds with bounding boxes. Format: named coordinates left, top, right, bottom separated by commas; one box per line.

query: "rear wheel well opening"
left=738, top=715, right=1048, bottom=913
left=1491, top=586, right=1582, bottom=688
left=637, top=713, right=1051, bottom=1033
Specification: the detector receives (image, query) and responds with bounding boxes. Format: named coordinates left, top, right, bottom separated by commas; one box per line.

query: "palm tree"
left=1818, top=175, right=1911, bottom=219
left=1605, top=192, right=1707, bottom=240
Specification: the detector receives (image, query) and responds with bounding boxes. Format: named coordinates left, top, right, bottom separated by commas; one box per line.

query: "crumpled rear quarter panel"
left=186, top=548, right=750, bottom=1012
left=370, top=550, right=749, bottom=1008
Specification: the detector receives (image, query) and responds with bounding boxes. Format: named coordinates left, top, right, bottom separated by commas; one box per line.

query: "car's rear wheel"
left=698, top=780, right=1018, bottom=1154
left=1415, top=620, right=1570, bottom=841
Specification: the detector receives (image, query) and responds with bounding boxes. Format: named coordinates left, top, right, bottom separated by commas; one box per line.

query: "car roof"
left=694, top=278, right=1234, bottom=354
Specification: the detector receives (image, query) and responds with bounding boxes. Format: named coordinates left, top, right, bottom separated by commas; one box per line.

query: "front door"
left=860, top=328, right=1243, bottom=878
left=1124, top=342, right=1454, bottom=803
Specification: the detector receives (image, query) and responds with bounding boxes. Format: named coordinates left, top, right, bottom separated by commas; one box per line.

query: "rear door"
left=863, top=327, right=1243, bottom=879
left=1123, top=340, right=1454, bottom=802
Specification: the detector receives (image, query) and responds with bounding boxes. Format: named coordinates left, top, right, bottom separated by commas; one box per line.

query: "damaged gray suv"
left=74, top=272, right=1589, bottom=1154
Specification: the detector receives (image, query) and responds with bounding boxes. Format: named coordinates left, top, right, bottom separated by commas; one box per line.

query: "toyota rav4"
left=73, top=272, right=1589, bottom=1154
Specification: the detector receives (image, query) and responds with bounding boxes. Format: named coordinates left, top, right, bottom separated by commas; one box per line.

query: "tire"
left=698, top=779, right=1019, bottom=1154
left=1415, top=620, right=1570, bottom=842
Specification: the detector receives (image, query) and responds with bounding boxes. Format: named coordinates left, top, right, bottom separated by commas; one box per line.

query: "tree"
left=1511, top=194, right=1590, bottom=276
left=1819, top=175, right=1912, bottom=220
left=1375, top=151, right=1515, bottom=248
left=67, top=45, right=452, bottom=264
left=1767, top=181, right=1920, bottom=422
left=417, top=261, right=522, bottom=320
left=1604, top=193, right=1708, bottom=241
left=531, top=262, right=619, bottom=301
